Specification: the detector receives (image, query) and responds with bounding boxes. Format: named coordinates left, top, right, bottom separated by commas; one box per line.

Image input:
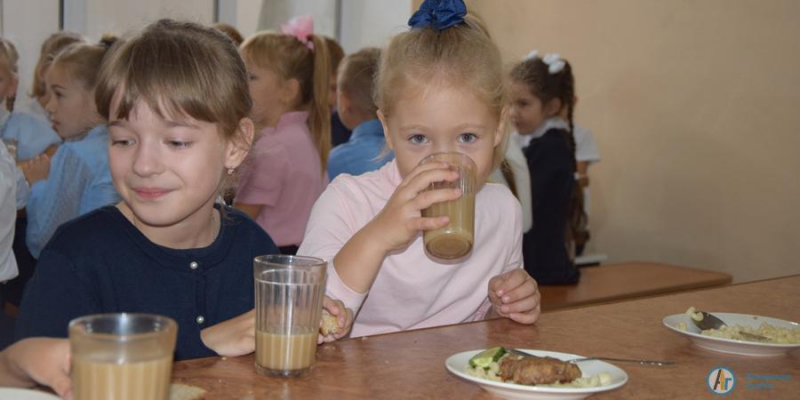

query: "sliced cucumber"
left=469, top=346, right=507, bottom=368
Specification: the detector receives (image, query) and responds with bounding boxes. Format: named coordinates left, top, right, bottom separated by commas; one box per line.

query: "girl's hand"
left=20, top=154, right=51, bottom=185
left=2, top=338, right=72, bottom=400
left=368, top=161, right=462, bottom=252
left=200, top=309, right=255, bottom=357
left=488, top=269, right=541, bottom=324
left=318, top=296, right=354, bottom=344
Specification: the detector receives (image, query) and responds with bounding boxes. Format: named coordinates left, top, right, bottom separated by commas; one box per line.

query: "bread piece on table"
left=170, top=383, right=207, bottom=400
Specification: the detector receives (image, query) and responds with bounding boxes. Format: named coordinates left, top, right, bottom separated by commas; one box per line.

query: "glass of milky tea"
left=69, top=313, right=177, bottom=400
left=254, top=255, right=327, bottom=377
left=420, top=152, right=477, bottom=259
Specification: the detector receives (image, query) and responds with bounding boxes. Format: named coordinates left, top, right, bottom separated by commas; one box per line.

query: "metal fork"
left=506, top=348, right=675, bottom=366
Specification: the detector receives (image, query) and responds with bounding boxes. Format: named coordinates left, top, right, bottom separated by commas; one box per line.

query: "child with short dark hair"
left=327, top=47, right=393, bottom=180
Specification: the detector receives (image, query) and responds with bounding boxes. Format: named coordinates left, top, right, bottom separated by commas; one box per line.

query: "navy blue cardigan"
left=521, top=129, right=580, bottom=285
left=16, top=205, right=278, bottom=360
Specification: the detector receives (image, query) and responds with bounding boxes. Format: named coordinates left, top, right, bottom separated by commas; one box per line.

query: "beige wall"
left=464, top=0, right=800, bottom=282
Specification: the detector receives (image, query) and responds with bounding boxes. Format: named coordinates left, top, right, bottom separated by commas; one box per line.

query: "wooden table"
left=539, top=261, right=733, bottom=311
left=173, top=275, right=799, bottom=399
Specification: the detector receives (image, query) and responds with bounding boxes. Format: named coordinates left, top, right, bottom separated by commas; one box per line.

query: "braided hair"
left=510, top=56, right=589, bottom=250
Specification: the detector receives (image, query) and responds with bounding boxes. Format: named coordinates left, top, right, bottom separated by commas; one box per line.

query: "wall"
left=339, top=0, right=412, bottom=54
left=465, top=0, right=800, bottom=282
left=82, top=0, right=213, bottom=38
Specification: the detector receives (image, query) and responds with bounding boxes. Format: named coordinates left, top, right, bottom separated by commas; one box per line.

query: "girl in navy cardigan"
left=16, top=20, right=352, bottom=361
left=509, top=52, right=586, bottom=285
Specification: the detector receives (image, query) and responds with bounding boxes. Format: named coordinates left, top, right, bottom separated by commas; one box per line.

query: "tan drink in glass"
left=420, top=152, right=477, bottom=259
left=254, top=255, right=327, bottom=377
left=69, top=313, right=177, bottom=400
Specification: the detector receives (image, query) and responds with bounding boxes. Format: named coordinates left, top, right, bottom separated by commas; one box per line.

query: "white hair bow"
left=523, top=50, right=539, bottom=61
left=542, top=53, right=565, bottom=74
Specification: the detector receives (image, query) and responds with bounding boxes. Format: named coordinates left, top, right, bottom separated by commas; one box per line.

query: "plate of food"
left=0, top=388, right=61, bottom=400
left=663, top=307, right=800, bottom=356
left=445, top=347, right=628, bottom=400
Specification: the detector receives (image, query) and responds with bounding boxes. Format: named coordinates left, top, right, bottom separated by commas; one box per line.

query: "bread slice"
left=320, top=309, right=340, bottom=336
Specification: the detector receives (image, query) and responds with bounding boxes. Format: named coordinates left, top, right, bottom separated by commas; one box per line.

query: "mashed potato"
left=681, top=307, right=800, bottom=344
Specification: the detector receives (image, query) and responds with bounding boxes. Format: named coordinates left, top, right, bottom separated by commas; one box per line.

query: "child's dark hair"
left=510, top=57, right=589, bottom=249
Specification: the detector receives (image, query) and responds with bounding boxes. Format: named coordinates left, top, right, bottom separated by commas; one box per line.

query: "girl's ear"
left=225, top=117, right=255, bottom=170
left=281, top=78, right=301, bottom=106
left=544, top=97, right=563, bottom=117
left=377, top=109, right=393, bottom=150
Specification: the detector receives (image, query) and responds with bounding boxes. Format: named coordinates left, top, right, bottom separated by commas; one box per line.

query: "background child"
left=22, top=37, right=121, bottom=259
left=299, top=0, right=540, bottom=338
left=15, top=20, right=350, bottom=360
left=323, top=36, right=351, bottom=147
left=564, top=98, right=600, bottom=255
left=509, top=52, right=585, bottom=284
left=24, top=31, right=85, bottom=121
left=0, top=38, right=62, bottom=165
left=327, top=47, right=393, bottom=180
left=490, top=142, right=533, bottom=234
left=234, top=16, right=331, bottom=255
left=1, top=140, right=18, bottom=348
left=212, top=22, right=244, bottom=46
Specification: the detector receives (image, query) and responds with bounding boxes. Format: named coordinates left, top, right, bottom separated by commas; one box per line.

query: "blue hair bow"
left=408, top=0, right=467, bottom=31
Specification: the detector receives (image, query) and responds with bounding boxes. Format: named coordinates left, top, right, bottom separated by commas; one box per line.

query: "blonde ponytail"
left=309, top=34, right=331, bottom=172
left=241, top=31, right=331, bottom=175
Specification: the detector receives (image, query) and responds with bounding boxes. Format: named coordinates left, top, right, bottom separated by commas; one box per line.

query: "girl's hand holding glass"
left=488, top=269, right=541, bottom=324
left=368, top=161, right=463, bottom=253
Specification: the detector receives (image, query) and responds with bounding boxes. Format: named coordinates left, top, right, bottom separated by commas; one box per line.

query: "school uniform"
left=235, top=112, right=328, bottom=250
left=0, top=142, right=17, bottom=283
left=330, top=110, right=352, bottom=147
left=0, top=109, right=61, bottom=161
left=0, top=109, right=61, bottom=208
left=16, top=205, right=279, bottom=361
left=489, top=137, right=533, bottom=233
left=518, top=118, right=580, bottom=285
left=327, top=119, right=394, bottom=181
left=298, top=160, right=524, bottom=337
left=25, top=124, right=120, bottom=258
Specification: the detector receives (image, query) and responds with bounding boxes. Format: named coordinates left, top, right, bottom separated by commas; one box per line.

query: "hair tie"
left=281, top=15, right=314, bottom=51
left=408, top=0, right=467, bottom=31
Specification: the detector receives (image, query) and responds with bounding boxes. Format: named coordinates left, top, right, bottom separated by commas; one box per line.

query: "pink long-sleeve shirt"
left=298, top=160, right=523, bottom=337
left=235, top=112, right=328, bottom=247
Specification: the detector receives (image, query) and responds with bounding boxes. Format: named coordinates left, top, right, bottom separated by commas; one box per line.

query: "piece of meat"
left=499, top=355, right=582, bottom=385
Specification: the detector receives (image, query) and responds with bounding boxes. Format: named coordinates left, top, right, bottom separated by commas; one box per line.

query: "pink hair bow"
left=281, top=15, right=315, bottom=51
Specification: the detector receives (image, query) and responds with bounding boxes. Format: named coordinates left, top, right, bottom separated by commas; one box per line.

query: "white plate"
left=0, top=388, right=60, bottom=400
left=445, top=349, right=628, bottom=400
left=663, top=312, right=800, bottom=356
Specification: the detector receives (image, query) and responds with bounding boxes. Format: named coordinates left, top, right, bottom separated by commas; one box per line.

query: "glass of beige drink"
left=254, top=255, right=327, bottom=377
left=69, top=313, right=177, bottom=400
left=420, top=152, right=477, bottom=259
